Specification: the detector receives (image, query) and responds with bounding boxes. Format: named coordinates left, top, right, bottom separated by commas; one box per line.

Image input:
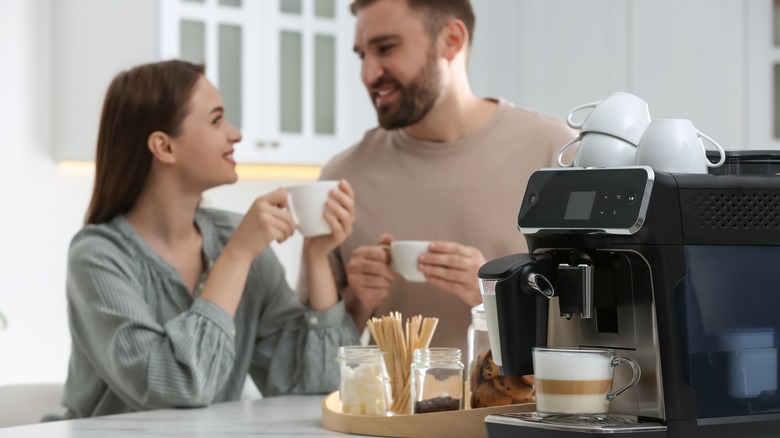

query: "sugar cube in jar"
left=336, top=346, right=393, bottom=415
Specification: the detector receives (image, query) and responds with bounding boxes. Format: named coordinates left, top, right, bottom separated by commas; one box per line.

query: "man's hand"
left=345, top=234, right=396, bottom=322
left=418, top=241, right=486, bottom=307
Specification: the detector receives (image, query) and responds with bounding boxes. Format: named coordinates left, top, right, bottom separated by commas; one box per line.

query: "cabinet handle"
left=255, top=141, right=265, bottom=148
left=270, top=141, right=280, bottom=148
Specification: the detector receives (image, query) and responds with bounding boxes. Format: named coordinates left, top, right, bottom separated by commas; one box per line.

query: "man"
left=304, top=0, right=576, bottom=351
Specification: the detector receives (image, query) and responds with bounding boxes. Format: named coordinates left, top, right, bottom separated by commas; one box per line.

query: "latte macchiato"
left=533, top=347, right=641, bottom=419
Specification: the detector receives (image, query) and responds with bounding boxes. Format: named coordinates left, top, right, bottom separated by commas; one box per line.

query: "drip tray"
left=485, top=412, right=666, bottom=435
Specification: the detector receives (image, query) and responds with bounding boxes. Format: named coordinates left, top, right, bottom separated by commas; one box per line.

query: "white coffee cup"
left=557, top=132, right=637, bottom=168
left=389, top=241, right=430, bottom=282
left=286, top=180, right=339, bottom=237
left=634, top=119, right=726, bottom=174
left=532, top=347, right=641, bottom=419
left=566, top=92, right=652, bottom=145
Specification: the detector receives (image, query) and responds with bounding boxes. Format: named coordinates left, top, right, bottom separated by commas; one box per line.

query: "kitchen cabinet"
left=159, top=0, right=373, bottom=165
left=470, top=0, right=744, bottom=151
left=52, top=0, right=374, bottom=164
left=52, top=0, right=159, bottom=162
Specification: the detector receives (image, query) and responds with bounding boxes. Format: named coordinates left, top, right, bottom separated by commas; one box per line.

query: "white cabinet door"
left=160, top=0, right=370, bottom=165
left=629, top=0, right=744, bottom=151
left=52, top=0, right=160, bottom=161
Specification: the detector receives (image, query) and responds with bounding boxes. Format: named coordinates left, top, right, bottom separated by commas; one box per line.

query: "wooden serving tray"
left=321, top=391, right=535, bottom=438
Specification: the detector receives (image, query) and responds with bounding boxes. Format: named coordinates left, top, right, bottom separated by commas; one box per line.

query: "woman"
left=60, top=60, right=359, bottom=418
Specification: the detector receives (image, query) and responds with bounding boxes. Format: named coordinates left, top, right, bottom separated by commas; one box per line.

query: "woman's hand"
left=201, top=188, right=294, bottom=316
left=303, top=179, right=356, bottom=257
left=303, top=179, right=356, bottom=310
left=226, top=188, right=296, bottom=261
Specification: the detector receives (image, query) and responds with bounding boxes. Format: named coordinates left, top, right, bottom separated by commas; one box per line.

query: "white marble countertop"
left=0, top=395, right=375, bottom=437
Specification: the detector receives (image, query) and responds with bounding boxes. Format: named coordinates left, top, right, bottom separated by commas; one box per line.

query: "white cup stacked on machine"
left=557, top=92, right=652, bottom=168
left=634, top=119, right=726, bottom=174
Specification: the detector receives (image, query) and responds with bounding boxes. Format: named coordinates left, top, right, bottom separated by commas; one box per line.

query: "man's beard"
left=374, top=46, right=442, bottom=130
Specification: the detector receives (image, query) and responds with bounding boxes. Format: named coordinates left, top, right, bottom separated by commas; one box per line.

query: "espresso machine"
left=478, top=166, right=780, bottom=437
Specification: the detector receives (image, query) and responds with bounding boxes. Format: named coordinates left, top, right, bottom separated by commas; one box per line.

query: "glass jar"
left=410, top=347, right=464, bottom=414
left=467, top=303, right=492, bottom=407
left=335, top=346, right=392, bottom=416
left=467, top=304, right=537, bottom=408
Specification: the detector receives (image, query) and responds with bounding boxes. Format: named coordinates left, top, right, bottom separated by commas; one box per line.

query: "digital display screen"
left=564, top=191, right=596, bottom=220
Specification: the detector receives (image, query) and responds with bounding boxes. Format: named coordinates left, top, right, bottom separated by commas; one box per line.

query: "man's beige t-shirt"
left=313, top=99, right=577, bottom=351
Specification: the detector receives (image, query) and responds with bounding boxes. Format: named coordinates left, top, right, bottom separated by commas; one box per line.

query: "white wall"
left=0, top=0, right=313, bottom=387
left=469, top=0, right=747, bottom=151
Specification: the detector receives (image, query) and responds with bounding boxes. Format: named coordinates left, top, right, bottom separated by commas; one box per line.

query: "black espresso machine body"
left=479, top=166, right=780, bottom=437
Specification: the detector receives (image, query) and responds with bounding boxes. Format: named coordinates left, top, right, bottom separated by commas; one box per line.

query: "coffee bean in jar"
left=410, top=348, right=464, bottom=414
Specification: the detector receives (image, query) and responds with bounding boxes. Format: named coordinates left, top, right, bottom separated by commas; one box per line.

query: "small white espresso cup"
left=566, top=91, right=652, bottom=145
left=389, top=241, right=430, bottom=282
left=286, top=180, right=339, bottom=237
left=533, top=347, right=641, bottom=420
left=634, top=119, right=726, bottom=174
left=557, top=132, right=637, bottom=168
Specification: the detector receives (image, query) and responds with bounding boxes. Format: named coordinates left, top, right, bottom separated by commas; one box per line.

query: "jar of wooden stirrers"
left=366, top=312, right=439, bottom=415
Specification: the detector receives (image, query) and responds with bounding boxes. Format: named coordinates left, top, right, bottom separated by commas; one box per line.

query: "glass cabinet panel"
left=314, top=34, right=336, bottom=134
left=315, top=0, right=336, bottom=18
left=180, top=20, right=205, bottom=64
left=774, top=0, right=780, bottom=46
left=280, top=0, right=303, bottom=14
left=219, top=24, right=243, bottom=129
left=280, top=31, right=303, bottom=133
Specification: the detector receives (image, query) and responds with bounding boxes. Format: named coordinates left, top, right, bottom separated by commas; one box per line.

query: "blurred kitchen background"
left=0, top=0, right=777, bottom=387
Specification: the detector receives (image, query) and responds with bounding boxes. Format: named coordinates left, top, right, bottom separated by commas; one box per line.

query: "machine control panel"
left=518, top=167, right=654, bottom=235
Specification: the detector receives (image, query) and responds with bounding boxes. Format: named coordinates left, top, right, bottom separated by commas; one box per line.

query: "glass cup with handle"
left=532, top=347, right=641, bottom=420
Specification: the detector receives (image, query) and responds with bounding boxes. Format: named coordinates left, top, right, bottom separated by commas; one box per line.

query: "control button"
left=529, top=193, right=538, bottom=204
left=612, top=210, right=617, bottom=216
left=627, top=193, right=636, bottom=204
left=616, top=194, right=622, bottom=201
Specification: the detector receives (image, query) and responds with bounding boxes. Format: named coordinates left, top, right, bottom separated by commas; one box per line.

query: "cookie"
left=493, top=375, right=534, bottom=402
left=471, top=380, right=513, bottom=408
left=481, top=351, right=501, bottom=380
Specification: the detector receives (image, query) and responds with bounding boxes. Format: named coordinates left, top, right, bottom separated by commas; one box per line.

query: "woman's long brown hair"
left=85, top=60, right=205, bottom=224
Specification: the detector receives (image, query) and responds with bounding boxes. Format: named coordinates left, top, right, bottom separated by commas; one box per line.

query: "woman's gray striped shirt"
left=57, top=208, right=359, bottom=419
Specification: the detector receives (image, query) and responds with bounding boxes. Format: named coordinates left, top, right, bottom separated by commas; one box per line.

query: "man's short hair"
left=350, top=0, right=475, bottom=46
